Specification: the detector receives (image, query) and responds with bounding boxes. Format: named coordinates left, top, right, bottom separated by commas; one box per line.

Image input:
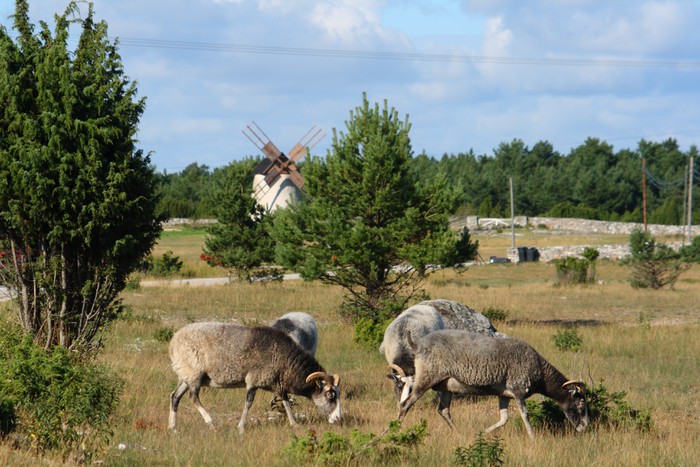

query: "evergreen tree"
left=271, top=94, right=472, bottom=321
left=0, top=1, right=162, bottom=351
left=201, top=159, right=274, bottom=282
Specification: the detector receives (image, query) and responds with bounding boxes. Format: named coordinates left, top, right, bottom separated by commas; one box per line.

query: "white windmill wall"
left=253, top=173, right=302, bottom=212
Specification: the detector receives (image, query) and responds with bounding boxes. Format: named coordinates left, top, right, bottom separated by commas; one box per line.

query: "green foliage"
left=140, top=250, right=183, bottom=277
left=586, top=382, right=653, bottom=431
left=546, top=201, right=599, bottom=220
left=481, top=306, right=509, bottom=322
left=271, top=94, right=470, bottom=323
left=452, top=432, right=505, bottom=466
left=0, top=0, right=163, bottom=352
left=552, top=328, right=584, bottom=352
left=282, top=419, right=427, bottom=465
left=0, top=398, right=17, bottom=437
left=153, top=326, right=175, bottom=342
left=156, top=163, right=214, bottom=218
left=622, top=228, right=689, bottom=289
left=525, top=381, right=651, bottom=432
left=679, top=236, right=700, bottom=263
left=201, top=159, right=274, bottom=283
left=553, top=256, right=590, bottom=285
left=0, top=322, right=122, bottom=462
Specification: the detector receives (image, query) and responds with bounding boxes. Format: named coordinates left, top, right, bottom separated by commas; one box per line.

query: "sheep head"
left=561, top=380, right=589, bottom=432
left=306, top=371, right=342, bottom=424
left=387, top=364, right=414, bottom=404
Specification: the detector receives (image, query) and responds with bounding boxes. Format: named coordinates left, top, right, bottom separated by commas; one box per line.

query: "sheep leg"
left=436, top=391, right=457, bottom=431
left=484, top=396, right=510, bottom=434
left=397, top=385, right=430, bottom=422
left=238, top=388, right=257, bottom=435
left=281, top=396, right=298, bottom=427
left=513, top=398, right=535, bottom=439
left=169, top=380, right=189, bottom=430
left=190, top=383, right=215, bottom=428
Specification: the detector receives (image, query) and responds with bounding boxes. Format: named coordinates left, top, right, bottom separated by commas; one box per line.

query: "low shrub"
left=153, top=326, right=175, bottom=343
left=481, top=306, right=509, bottom=322
left=139, top=250, right=183, bottom=276
left=0, top=322, right=122, bottom=462
left=553, top=256, right=590, bottom=285
left=553, top=328, right=583, bottom=352
left=283, top=419, right=427, bottom=465
left=452, top=432, right=505, bottom=466
left=525, top=381, right=651, bottom=432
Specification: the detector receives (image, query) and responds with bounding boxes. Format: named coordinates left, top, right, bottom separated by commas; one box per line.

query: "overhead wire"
left=114, top=37, right=700, bottom=69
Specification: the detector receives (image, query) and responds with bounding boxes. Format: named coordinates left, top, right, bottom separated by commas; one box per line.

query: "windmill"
left=243, top=122, right=324, bottom=211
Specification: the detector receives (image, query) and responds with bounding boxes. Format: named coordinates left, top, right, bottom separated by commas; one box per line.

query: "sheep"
left=394, top=329, right=589, bottom=439
left=168, top=322, right=341, bottom=434
left=379, top=304, right=444, bottom=400
left=270, top=312, right=318, bottom=357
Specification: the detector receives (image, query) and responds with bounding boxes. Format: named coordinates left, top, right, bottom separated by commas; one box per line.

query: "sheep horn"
left=562, top=380, right=586, bottom=393
left=332, top=374, right=340, bottom=386
left=388, top=364, right=406, bottom=377
left=306, top=371, right=330, bottom=384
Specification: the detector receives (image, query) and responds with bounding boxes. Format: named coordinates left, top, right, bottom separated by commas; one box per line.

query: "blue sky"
left=2, top=0, right=700, bottom=173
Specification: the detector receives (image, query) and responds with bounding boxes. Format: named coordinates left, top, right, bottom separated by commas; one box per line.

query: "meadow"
left=2, top=228, right=699, bottom=465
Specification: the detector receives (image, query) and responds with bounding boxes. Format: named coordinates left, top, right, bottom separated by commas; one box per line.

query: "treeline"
left=157, top=137, right=699, bottom=225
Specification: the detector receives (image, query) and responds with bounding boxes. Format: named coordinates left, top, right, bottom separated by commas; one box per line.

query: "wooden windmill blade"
left=243, top=122, right=283, bottom=162
left=288, top=125, right=325, bottom=161
left=286, top=164, right=304, bottom=189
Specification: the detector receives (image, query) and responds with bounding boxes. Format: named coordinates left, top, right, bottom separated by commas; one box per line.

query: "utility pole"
left=682, top=162, right=688, bottom=243
left=688, top=156, right=694, bottom=244
left=510, top=177, right=515, bottom=248
left=642, top=158, right=648, bottom=232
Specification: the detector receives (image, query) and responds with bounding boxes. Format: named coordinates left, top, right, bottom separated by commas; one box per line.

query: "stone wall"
left=451, top=215, right=698, bottom=237
left=448, top=215, right=695, bottom=263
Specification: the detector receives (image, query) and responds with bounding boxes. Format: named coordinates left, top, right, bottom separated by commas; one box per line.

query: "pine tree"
left=271, top=94, right=474, bottom=322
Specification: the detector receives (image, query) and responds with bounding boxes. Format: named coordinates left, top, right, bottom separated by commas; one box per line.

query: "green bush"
left=452, top=432, right=505, bottom=466
left=525, top=381, right=651, bottom=432
left=139, top=250, right=183, bottom=276
left=679, top=236, right=700, bottom=263
left=481, top=307, right=509, bottom=322
left=153, top=326, right=175, bottom=342
left=0, top=323, right=122, bottom=462
left=622, top=229, right=689, bottom=289
left=283, top=419, right=427, bottom=465
left=553, top=328, right=583, bottom=352
left=553, top=256, right=590, bottom=285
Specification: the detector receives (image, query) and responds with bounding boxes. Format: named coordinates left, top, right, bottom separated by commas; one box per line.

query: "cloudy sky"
left=2, top=0, right=700, bottom=173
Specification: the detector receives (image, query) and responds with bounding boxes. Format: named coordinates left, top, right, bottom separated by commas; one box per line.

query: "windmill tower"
left=243, top=122, right=324, bottom=211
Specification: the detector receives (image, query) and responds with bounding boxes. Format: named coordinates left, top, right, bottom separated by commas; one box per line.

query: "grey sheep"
left=168, top=322, right=341, bottom=434
left=270, top=312, right=318, bottom=357
left=379, top=304, right=444, bottom=400
left=395, top=329, right=589, bottom=439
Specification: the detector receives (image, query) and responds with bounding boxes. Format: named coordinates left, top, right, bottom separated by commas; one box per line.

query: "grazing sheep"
left=395, top=330, right=589, bottom=439
left=270, top=312, right=318, bottom=357
left=381, top=300, right=504, bottom=400
left=168, top=322, right=341, bottom=434
left=379, top=304, right=444, bottom=400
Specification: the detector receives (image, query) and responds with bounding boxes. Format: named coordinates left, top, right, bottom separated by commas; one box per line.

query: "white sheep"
left=270, top=312, right=318, bottom=356
left=379, top=304, right=444, bottom=400
left=168, top=322, right=341, bottom=434
left=395, top=329, right=589, bottom=439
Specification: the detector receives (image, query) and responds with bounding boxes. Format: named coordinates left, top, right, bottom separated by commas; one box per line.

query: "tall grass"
left=1, top=229, right=698, bottom=465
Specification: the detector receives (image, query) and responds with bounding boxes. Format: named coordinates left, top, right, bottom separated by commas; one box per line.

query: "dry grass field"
left=2, top=229, right=699, bottom=465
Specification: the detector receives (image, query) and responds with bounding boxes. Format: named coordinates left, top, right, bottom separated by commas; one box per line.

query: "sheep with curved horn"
left=396, top=330, right=589, bottom=439
left=168, top=322, right=341, bottom=434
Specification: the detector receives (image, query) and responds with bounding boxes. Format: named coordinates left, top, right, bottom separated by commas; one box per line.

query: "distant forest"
left=156, top=137, right=699, bottom=226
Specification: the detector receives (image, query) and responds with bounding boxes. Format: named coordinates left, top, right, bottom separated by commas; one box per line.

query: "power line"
left=114, top=37, right=700, bottom=69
